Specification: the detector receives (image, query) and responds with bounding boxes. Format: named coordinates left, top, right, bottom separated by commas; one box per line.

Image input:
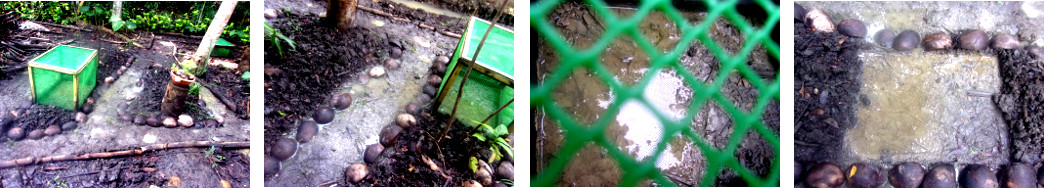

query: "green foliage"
left=241, top=71, right=250, bottom=81
left=1, top=1, right=77, bottom=24
left=188, top=82, right=201, bottom=96
left=469, top=120, right=513, bottom=163
left=265, top=22, right=296, bottom=57
left=0, top=2, right=250, bottom=43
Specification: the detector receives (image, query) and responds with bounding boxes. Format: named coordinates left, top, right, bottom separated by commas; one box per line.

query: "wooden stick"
left=0, top=141, right=248, bottom=169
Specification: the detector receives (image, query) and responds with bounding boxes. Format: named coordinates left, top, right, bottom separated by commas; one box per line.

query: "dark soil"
left=994, top=49, right=1044, bottom=164
left=201, top=57, right=250, bottom=120
left=125, top=62, right=212, bottom=123
left=345, top=111, right=501, bottom=187
left=793, top=21, right=864, bottom=162
left=262, top=15, right=392, bottom=146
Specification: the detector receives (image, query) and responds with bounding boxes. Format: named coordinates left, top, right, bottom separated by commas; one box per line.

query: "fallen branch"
left=0, top=141, right=248, bottom=169
left=355, top=5, right=461, bottom=38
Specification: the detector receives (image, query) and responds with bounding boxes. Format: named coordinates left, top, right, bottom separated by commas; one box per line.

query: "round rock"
left=389, top=48, right=402, bottom=59
left=1002, top=163, right=1036, bottom=188
left=893, top=30, right=920, bottom=51
left=422, top=85, right=437, bottom=97
left=396, top=113, right=417, bottom=128
left=385, top=59, right=399, bottom=69
left=922, top=164, right=957, bottom=188
left=163, top=116, right=178, bottom=128
left=405, top=103, right=421, bottom=114
left=332, top=93, right=353, bottom=110
left=804, top=9, right=835, bottom=32
left=6, top=127, right=24, bottom=140
left=264, top=9, right=278, bottom=19
left=804, top=162, right=843, bottom=188
left=345, top=163, right=368, bottom=183
left=314, top=107, right=335, bottom=124
left=992, top=33, right=1021, bottom=49
left=959, top=164, right=999, bottom=188
left=75, top=112, right=87, bottom=123
left=875, top=29, right=896, bottom=47
left=959, top=30, right=989, bottom=50
left=146, top=116, right=161, bottom=127
left=178, top=114, right=194, bottom=127
left=418, top=94, right=432, bottom=104
left=497, top=161, right=513, bottom=180
left=27, top=129, right=44, bottom=140
left=379, top=124, right=403, bottom=147
left=846, top=163, right=884, bottom=188
left=296, top=120, right=319, bottom=143
left=889, top=162, right=925, bottom=188
left=265, top=155, right=281, bottom=177
left=838, top=19, right=867, bottom=37
left=428, top=75, right=442, bottom=86
left=133, top=115, right=146, bottom=125
left=364, top=143, right=383, bottom=164
left=922, top=33, right=952, bottom=51
left=435, top=56, right=450, bottom=66
left=369, top=66, right=386, bottom=78
left=61, top=121, right=78, bottom=131
left=271, top=137, right=298, bottom=161
left=44, top=125, right=61, bottom=136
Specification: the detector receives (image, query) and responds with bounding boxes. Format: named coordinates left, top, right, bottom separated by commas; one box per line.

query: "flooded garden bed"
left=795, top=1, right=1044, bottom=188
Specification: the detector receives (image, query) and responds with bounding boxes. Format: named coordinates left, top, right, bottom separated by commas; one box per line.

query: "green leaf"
left=78, top=6, right=88, bottom=13
left=126, top=21, right=136, bottom=30
left=468, top=156, right=478, bottom=173
left=494, top=124, right=508, bottom=136
left=241, top=71, right=250, bottom=81
left=111, top=20, right=125, bottom=32
left=496, top=138, right=514, bottom=159
left=471, top=133, right=485, bottom=142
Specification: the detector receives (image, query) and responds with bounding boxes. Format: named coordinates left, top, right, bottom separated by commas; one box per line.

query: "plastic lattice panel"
left=530, top=0, right=780, bottom=186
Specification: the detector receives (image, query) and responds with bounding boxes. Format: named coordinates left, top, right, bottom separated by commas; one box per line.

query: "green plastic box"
left=211, top=38, right=234, bottom=57
left=435, top=16, right=514, bottom=127
left=28, top=45, right=98, bottom=110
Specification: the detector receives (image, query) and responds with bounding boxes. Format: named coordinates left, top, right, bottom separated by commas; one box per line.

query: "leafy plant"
left=469, top=120, right=513, bottom=164
left=264, top=22, right=296, bottom=57
left=188, top=82, right=201, bottom=96
left=240, top=71, right=250, bottom=81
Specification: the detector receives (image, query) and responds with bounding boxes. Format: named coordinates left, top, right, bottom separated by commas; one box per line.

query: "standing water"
left=797, top=1, right=1043, bottom=166
left=533, top=3, right=776, bottom=186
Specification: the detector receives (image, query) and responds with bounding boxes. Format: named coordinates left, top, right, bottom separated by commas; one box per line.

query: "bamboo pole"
left=0, top=141, right=248, bottom=169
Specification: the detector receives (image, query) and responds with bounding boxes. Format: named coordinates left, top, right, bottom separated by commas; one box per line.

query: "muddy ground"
left=531, top=2, right=779, bottom=186
left=264, top=0, right=514, bottom=186
left=793, top=2, right=1044, bottom=173
left=0, top=21, right=250, bottom=187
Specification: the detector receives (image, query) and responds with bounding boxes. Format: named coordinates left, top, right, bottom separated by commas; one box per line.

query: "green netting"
left=29, top=45, right=98, bottom=110
left=436, top=17, right=515, bottom=127
left=531, top=0, right=780, bottom=186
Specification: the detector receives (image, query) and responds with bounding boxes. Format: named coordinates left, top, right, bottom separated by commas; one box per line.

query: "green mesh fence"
left=530, top=0, right=780, bottom=186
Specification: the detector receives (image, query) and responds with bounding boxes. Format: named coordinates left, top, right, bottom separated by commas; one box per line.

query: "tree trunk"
left=183, top=0, right=237, bottom=74
left=326, top=0, right=357, bottom=30
left=109, top=1, right=122, bottom=23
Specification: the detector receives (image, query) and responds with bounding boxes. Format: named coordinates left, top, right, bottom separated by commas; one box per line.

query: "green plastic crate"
left=28, top=45, right=99, bottom=110
left=531, top=0, right=779, bottom=186
left=435, top=16, right=515, bottom=127
left=211, top=38, right=234, bottom=57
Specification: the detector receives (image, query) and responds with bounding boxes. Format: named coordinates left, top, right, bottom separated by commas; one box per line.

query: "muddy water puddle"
left=800, top=1, right=1013, bottom=166
left=534, top=3, right=772, bottom=186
